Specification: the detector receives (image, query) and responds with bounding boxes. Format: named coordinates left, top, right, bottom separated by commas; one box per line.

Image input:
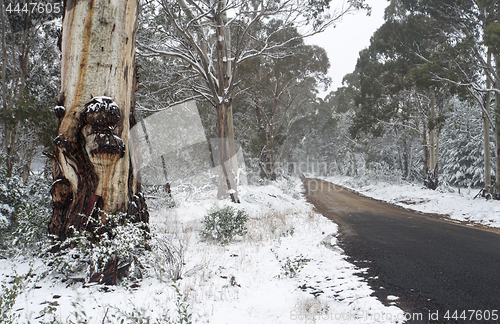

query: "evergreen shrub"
left=200, top=206, right=248, bottom=245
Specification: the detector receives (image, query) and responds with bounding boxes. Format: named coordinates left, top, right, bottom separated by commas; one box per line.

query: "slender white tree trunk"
left=495, top=54, right=500, bottom=195
left=483, top=52, right=492, bottom=190
left=429, top=96, right=437, bottom=173
left=215, top=2, right=239, bottom=202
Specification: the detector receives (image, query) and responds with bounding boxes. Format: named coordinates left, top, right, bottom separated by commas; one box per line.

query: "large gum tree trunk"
left=49, top=0, right=147, bottom=241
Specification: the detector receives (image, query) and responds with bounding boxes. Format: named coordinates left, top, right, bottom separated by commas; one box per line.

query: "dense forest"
left=135, top=0, right=500, bottom=196
left=0, top=0, right=499, bottom=288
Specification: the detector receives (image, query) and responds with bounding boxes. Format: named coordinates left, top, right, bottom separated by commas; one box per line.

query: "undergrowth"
left=200, top=206, right=248, bottom=245
left=0, top=274, right=23, bottom=323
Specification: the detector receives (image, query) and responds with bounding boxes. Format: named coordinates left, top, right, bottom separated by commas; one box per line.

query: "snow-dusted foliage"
left=0, top=11, right=59, bottom=253
left=0, top=275, right=23, bottom=324
left=0, top=172, right=25, bottom=227
left=200, top=206, right=248, bottom=245
left=440, top=99, right=494, bottom=188
left=0, top=160, right=52, bottom=253
left=287, top=105, right=358, bottom=177
left=0, top=16, right=60, bottom=179
left=287, top=98, right=421, bottom=184
left=47, top=212, right=149, bottom=284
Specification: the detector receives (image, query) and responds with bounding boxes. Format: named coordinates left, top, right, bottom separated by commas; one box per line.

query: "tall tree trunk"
left=222, top=6, right=239, bottom=184
left=429, top=127, right=435, bottom=173
left=434, top=128, right=439, bottom=183
left=215, top=4, right=239, bottom=202
left=495, top=92, right=500, bottom=195
left=495, top=54, right=500, bottom=195
left=429, top=96, right=436, bottom=171
left=267, top=84, right=279, bottom=180
left=1, top=0, right=9, bottom=173
left=0, top=0, right=5, bottom=109
left=402, top=140, right=409, bottom=180
left=425, top=96, right=438, bottom=189
left=484, top=109, right=492, bottom=188
left=4, top=122, right=19, bottom=176
left=4, top=20, right=29, bottom=177
left=423, top=119, right=430, bottom=180
left=49, top=0, right=147, bottom=241
left=216, top=102, right=239, bottom=202
left=483, top=51, right=492, bottom=191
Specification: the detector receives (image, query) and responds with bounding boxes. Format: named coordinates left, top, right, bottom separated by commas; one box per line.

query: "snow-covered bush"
left=47, top=212, right=149, bottom=283
left=364, top=160, right=403, bottom=184
left=107, top=283, right=191, bottom=323
left=142, top=184, right=175, bottom=210
left=0, top=275, right=23, bottom=323
left=276, top=172, right=301, bottom=199
left=200, top=206, right=248, bottom=245
left=0, top=162, right=52, bottom=253
left=440, top=99, right=494, bottom=188
left=0, top=174, right=25, bottom=234
left=10, top=204, right=51, bottom=252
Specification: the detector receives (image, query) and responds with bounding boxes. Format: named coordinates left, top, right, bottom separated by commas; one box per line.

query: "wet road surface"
left=303, top=178, right=500, bottom=323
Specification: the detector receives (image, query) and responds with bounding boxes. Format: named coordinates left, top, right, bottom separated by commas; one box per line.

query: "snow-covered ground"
left=0, top=178, right=406, bottom=324
left=4, top=174, right=499, bottom=323
left=323, top=175, right=500, bottom=228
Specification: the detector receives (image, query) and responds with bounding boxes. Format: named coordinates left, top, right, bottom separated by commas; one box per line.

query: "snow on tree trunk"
left=422, top=120, right=429, bottom=176
left=483, top=52, right=492, bottom=191
left=215, top=4, right=239, bottom=203
left=493, top=54, right=500, bottom=196
left=423, top=97, right=439, bottom=190
left=495, top=89, right=500, bottom=195
left=216, top=102, right=240, bottom=203
left=49, top=0, right=147, bottom=241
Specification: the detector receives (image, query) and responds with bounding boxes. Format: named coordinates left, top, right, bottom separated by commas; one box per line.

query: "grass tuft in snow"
left=272, top=249, right=310, bottom=279
left=151, top=232, right=186, bottom=282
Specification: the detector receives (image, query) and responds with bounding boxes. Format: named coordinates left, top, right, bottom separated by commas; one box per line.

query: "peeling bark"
left=49, top=0, right=147, bottom=244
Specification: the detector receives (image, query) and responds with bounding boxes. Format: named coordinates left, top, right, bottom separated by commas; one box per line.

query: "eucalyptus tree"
left=287, top=89, right=361, bottom=177
left=391, top=0, right=500, bottom=193
left=349, top=12, right=455, bottom=188
left=234, top=24, right=331, bottom=180
left=49, top=0, right=148, bottom=252
left=137, top=0, right=368, bottom=199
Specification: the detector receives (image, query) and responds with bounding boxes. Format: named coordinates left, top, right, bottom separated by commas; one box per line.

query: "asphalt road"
left=302, top=178, right=500, bottom=323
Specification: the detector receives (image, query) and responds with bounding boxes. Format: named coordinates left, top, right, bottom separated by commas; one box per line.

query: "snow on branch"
left=138, top=0, right=368, bottom=110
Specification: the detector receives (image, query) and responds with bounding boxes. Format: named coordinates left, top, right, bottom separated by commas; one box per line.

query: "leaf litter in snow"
left=1, top=177, right=405, bottom=323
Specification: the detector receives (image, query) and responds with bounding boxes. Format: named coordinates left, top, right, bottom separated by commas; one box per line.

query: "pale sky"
left=307, top=0, right=388, bottom=97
